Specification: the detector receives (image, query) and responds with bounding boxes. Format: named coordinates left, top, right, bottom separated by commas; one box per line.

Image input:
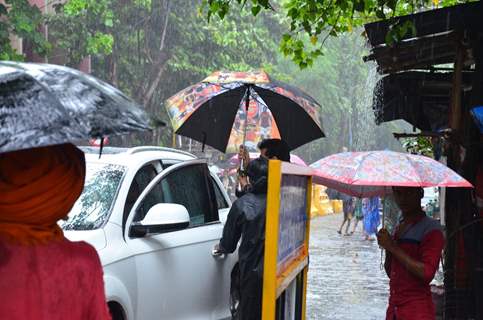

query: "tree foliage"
left=0, top=0, right=51, bottom=60
left=43, top=0, right=282, bottom=146
left=45, top=0, right=114, bottom=66
left=202, top=0, right=471, bottom=68
left=402, top=136, right=434, bottom=157
left=1, top=0, right=407, bottom=160
left=278, top=31, right=406, bottom=162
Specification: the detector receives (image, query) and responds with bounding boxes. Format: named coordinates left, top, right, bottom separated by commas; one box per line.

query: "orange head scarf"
left=0, top=143, right=85, bottom=245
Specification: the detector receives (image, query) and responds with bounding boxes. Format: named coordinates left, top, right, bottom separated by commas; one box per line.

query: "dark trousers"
left=238, top=276, right=263, bottom=320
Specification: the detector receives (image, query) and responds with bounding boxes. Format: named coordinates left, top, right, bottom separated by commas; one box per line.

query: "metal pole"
left=240, top=85, right=250, bottom=171
left=380, top=196, right=386, bottom=270
left=382, top=196, right=385, bottom=229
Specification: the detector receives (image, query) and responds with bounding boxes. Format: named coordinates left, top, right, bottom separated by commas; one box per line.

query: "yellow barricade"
left=311, top=184, right=334, bottom=216
left=332, top=199, right=343, bottom=213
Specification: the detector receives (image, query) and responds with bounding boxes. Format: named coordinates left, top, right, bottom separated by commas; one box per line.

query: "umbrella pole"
left=380, top=196, right=386, bottom=270
left=240, top=85, right=250, bottom=171
left=382, top=196, right=385, bottom=229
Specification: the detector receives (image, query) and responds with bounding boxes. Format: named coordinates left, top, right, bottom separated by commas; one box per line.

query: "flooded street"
left=306, top=214, right=389, bottom=320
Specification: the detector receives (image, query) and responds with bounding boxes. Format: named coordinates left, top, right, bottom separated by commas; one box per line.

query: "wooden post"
left=444, top=35, right=465, bottom=320
left=449, top=39, right=465, bottom=131
left=468, top=33, right=483, bottom=320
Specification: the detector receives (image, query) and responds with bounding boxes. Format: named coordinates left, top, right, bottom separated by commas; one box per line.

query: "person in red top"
left=0, top=144, right=111, bottom=320
left=377, top=186, right=445, bottom=320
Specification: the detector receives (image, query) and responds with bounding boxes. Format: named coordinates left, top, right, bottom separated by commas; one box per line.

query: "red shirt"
left=0, top=238, right=111, bottom=320
left=387, top=216, right=445, bottom=320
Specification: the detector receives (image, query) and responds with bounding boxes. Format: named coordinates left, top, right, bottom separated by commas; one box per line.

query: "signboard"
left=262, top=160, right=312, bottom=320
left=277, top=175, right=308, bottom=276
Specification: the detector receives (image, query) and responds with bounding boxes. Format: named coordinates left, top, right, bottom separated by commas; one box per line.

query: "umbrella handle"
left=98, top=136, right=104, bottom=159
left=238, top=148, right=248, bottom=177
left=382, top=197, right=385, bottom=229
left=380, top=197, right=385, bottom=270
left=380, top=249, right=385, bottom=271
left=202, top=132, right=207, bottom=153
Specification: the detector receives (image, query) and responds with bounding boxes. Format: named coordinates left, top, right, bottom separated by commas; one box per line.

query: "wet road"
left=306, top=214, right=389, bottom=320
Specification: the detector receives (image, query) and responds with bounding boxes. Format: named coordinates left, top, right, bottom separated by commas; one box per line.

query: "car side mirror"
left=129, top=203, right=190, bottom=237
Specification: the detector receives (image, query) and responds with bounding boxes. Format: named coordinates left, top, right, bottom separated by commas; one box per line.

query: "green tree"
left=202, top=0, right=471, bottom=68
left=402, top=136, right=434, bottom=157
left=46, top=0, right=283, bottom=146
left=45, top=0, right=114, bottom=66
left=0, top=0, right=51, bottom=60
left=276, top=31, right=405, bottom=163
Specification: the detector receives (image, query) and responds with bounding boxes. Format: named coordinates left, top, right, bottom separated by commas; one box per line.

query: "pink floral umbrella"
left=311, top=150, right=472, bottom=198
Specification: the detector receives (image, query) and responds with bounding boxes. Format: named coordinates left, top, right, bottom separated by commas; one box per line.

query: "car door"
left=125, top=160, right=233, bottom=320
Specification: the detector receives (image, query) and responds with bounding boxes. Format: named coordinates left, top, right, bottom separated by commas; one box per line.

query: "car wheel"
left=108, top=301, right=125, bottom=320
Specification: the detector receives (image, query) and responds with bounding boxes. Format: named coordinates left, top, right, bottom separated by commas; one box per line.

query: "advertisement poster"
left=277, top=174, right=308, bottom=275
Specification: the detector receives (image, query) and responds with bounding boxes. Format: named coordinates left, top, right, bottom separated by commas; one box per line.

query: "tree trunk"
left=143, top=54, right=168, bottom=107
left=136, top=0, right=172, bottom=108
left=109, top=55, right=118, bottom=86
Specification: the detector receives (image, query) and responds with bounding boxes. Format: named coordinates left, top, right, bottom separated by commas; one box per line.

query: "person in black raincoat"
left=217, top=156, right=269, bottom=320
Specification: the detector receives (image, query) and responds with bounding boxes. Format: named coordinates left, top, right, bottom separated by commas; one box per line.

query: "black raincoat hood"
left=247, top=157, right=268, bottom=194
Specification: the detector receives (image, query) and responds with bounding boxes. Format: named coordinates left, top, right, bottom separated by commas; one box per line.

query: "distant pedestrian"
left=362, top=197, right=380, bottom=240
left=377, top=187, right=444, bottom=320
left=350, top=198, right=363, bottom=234
left=337, top=193, right=355, bottom=235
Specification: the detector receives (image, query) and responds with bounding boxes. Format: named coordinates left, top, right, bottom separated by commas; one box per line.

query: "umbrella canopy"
left=0, top=61, right=151, bottom=154
left=229, top=152, right=307, bottom=166
left=311, top=150, right=472, bottom=197
left=165, top=70, right=324, bottom=153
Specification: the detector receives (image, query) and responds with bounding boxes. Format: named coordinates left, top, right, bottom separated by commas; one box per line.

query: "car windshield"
left=61, top=163, right=126, bottom=231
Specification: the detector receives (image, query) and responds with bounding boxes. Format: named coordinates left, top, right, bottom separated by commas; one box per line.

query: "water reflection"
left=306, top=215, right=389, bottom=319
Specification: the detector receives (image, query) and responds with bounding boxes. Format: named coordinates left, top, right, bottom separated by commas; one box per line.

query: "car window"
left=62, top=163, right=125, bottom=230
left=212, top=177, right=229, bottom=209
left=123, top=164, right=158, bottom=228
left=133, top=164, right=218, bottom=226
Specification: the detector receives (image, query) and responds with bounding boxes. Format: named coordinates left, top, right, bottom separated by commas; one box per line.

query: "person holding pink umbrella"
left=377, top=186, right=444, bottom=319
left=311, top=150, right=472, bottom=320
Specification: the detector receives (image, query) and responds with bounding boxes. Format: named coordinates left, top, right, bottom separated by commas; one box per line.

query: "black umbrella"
left=0, top=61, right=151, bottom=154
left=165, top=70, right=324, bottom=153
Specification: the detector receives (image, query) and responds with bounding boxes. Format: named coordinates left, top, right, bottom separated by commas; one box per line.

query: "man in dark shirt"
left=377, top=187, right=445, bottom=319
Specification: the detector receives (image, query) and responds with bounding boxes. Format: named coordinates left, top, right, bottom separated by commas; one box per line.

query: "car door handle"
left=212, top=248, right=226, bottom=259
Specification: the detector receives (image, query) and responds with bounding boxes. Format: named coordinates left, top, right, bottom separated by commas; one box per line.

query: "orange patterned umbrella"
left=166, top=70, right=324, bottom=152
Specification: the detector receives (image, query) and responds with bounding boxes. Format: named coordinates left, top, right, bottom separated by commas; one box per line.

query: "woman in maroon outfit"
left=0, top=144, right=111, bottom=320
left=377, top=187, right=445, bottom=320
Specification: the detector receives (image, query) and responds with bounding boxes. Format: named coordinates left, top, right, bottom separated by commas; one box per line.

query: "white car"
left=62, top=146, right=237, bottom=320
